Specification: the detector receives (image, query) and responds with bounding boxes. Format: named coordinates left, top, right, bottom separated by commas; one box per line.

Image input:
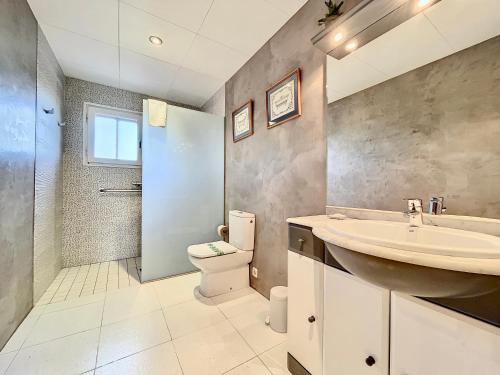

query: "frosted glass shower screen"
left=141, top=102, right=224, bottom=282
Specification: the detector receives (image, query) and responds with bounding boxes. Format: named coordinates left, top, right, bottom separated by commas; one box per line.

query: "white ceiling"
left=28, top=0, right=307, bottom=107
left=327, top=0, right=500, bottom=103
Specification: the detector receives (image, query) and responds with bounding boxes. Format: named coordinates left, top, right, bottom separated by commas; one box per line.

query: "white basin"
left=326, top=220, right=500, bottom=259
left=313, top=219, right=500, bottom=298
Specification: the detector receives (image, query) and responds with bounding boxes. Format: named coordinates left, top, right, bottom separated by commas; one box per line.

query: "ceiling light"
left=345, top=41, right=358, bottom=51
left=417, top=0, right=431, bottom=7
left=333, top=33, right=343, bottom=42
left=148, top=35, right=163, bottom=46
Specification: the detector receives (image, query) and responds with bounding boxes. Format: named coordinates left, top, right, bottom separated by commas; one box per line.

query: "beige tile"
left=24, top=302, right=103, bottom=346
left=6, top=329, right=99, bottom=375
left=43, top=292, right=106, bottom=314
left=154, top=272, right=202, bottom=307
left=102, top=286, right=160, bottom=325
left=212, top=288, right=269, bottom=319
left=0, top=352, right=16, bottom=374
left=163, top=299, right=225, bottom=339
left=173, top=320, right=254, bottom=375
left=97, top=310, right=171, bottom=366
left=224, top=357, right=272, bottom=375
left=230, top=310, right=286, bottom=354
left=95, top=342, right=182, bottom=375
left=259, top=343, right=291, bottom=375
left=1, top=306, right=46, bottom=353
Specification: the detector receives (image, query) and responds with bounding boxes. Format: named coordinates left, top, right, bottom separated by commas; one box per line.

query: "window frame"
left=83, top=102, right=143, bottom=168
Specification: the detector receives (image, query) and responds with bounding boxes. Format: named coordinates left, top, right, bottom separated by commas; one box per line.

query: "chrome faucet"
left=429, top=196, right=446, bottom=215
left=404, top=198, right=423, bottom=227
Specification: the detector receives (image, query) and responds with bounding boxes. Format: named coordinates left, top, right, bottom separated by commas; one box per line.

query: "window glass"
left=117, top=119, right=139, bottom=161
left=94, top=115, right=117, bottom=159
left=85, top=104, right=142, bottom=167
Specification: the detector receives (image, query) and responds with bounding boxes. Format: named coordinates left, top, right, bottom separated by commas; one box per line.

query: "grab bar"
left=99, top=188, right=142, bottom=193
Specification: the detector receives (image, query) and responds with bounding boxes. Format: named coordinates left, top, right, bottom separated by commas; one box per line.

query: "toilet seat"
left=188, top=240, right=237, bottom=259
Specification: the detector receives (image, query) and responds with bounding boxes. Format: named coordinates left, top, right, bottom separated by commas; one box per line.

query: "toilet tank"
left=228, top=210, right=255, bottom=251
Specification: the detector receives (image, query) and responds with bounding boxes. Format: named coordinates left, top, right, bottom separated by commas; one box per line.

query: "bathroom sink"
left=313, top=220, right=500, bottom=298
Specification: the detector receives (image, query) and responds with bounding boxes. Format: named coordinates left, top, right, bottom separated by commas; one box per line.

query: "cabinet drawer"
left=288, top=224, right=325, bottom=263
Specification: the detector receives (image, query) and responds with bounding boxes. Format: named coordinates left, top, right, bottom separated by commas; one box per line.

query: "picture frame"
left=266, top=68, right=302, bottom=128
left=232, top=100, right=254, bottom=142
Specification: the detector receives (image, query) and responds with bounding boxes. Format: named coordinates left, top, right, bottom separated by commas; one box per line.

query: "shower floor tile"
left=37, top=257, right=142, bottom=306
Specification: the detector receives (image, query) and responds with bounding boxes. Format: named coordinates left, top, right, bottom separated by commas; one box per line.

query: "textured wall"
left=225, top=0, right=326, bottom=298
left=202, top=85, right=226, bottom=117
left=33, top=28, right=65, bottom=302
left=0, top=0, right=37, bottom=349
left=327, top=36, right=500, bottom=219
left=62, top=78, right=145, bottom=267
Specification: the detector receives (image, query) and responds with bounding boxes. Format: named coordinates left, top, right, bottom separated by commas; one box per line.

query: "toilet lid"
left=188, top=241, right=238, bottom=259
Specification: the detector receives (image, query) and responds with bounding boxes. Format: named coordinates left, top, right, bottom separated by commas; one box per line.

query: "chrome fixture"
left=429, top=196, right=446, bottom=215
left=99, top=188, right=142, bottom=193
left=311, top=0, right=441, bottom=60
left=404, top=198, right=423, bottom=227
left=43, top=107, right=54, bottom=114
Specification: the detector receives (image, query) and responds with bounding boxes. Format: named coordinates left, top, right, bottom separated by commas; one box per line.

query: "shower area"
left=36, top=84, right=224, bottom=306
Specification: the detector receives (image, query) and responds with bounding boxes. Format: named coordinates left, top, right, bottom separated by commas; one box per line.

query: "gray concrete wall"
left=33, top=27, right=65, bottom=303
left=202, top=85, right=225, bottom=117
left=327, top=35, right=500, bottom=219
left=62, top=78, right=144, bottom=267
left=0, top=0, right=37, bottom=349
left=225, top=0, right=327, bottom=298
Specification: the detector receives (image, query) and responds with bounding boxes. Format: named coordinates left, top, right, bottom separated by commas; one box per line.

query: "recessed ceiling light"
left=148, top=35, right=163, bottom=46
left=345, top=40, right=358, bottom=51
left=333, top=33, right=343, bottom=42
left=417, top=0, right=431, bottom=7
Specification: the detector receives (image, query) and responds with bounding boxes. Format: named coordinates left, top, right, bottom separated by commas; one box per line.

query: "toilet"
left=188, top=210, right=255, bottom=297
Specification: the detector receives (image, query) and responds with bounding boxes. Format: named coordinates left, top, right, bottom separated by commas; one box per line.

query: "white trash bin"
left=270, top=286, right=288, bottom=333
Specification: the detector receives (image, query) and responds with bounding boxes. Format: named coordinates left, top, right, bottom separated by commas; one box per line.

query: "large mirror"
left=324, top=0, right=500, bottom=218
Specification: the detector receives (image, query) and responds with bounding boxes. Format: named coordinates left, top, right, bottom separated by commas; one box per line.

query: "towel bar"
left=99, top=188, right=142, bottom=193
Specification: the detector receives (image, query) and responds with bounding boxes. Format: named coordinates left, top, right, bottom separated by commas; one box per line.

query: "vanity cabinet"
left=323, top=266, right=390, bottom=375
left=288, top=250, right=324, bottom=375
left=390, top=293, right=500, bottom=375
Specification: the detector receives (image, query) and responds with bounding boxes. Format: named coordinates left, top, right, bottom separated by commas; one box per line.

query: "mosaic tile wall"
left=62, top=78, right=145, bottom=267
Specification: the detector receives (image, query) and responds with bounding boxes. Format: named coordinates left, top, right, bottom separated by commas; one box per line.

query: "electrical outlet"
left=252, top=267, right=258, bottom=278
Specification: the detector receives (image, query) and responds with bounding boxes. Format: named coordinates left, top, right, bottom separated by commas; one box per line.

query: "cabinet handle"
left=298, top=238, right=305, bottom=251
left=365, top=356, right=376, bottom=367
left=308, top=315, right=316, bottom=323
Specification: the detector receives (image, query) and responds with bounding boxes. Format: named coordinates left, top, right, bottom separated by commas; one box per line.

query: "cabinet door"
left=391, top=293, right=500, bottom=375
left=288, top=251, right=323, bottom=375
left=323, top=266, right=390, bottom=375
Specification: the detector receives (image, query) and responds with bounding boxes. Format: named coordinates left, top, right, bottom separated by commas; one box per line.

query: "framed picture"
left=232, top=100, right=254, bottom=142
left=266, top=68, right=302, bottom=128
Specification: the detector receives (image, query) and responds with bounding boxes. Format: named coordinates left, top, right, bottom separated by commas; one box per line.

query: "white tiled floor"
left=37, top=258, right=142, bottom=305
left=0, top=272, right=290, bottom=375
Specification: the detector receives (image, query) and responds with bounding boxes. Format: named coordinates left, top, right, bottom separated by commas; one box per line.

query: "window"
left=84, top=103, right=142, bottom=167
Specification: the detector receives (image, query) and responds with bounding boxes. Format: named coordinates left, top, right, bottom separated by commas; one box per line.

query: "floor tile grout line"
left=48, top=268, right=69, bottom=303
left=92, top=338, right=177, bottom=373
left=220, top=354, right=261, bottom=375
left=224, top=310, right=260, bottom=357
left=258, top=340, right=290, bottom=373
left=153, top=283, right=185, bottom=375
left=77, top=264, right=92, bottom=298
left=16, top=326, right=100, bottom=352
left=92, top=285, right=108, bottom=372
left=62, top=265, right=82, bottom=301
left=2, top=307, right=47, bottom=374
